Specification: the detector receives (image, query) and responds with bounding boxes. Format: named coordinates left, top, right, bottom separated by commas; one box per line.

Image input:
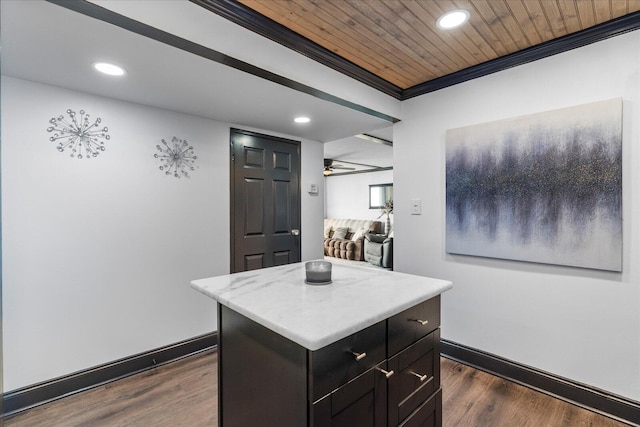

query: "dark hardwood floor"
left=4, top=350, right=630, bottom=426
left=5, top=352, right=218, bottom=427
left=440, top=358, right=630, bottom=427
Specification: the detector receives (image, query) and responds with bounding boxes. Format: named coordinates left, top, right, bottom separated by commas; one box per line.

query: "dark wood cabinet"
left=217, top=295, right=442, bottom=427
left=388, top=295, right=440, bottom=356
left=312, top=361, right=388, bottom=427
left=388, top=330, right=440, bottom=426
left=387, top=295, right=441, bottom=427
left=310, top=320, right=386, bottom=400
left=398, top=389, right=442, bottom=427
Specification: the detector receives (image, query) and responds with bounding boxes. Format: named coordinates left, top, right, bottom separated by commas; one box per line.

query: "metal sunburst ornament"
left=154, top=136, right=198, bottom=178
left=47, top=109, right=110, bottom=159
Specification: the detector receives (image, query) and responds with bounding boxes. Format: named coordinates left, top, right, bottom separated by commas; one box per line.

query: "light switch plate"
left=309, top=183, right=319, bottom=194
left=410, top=199, right=422, bottom=215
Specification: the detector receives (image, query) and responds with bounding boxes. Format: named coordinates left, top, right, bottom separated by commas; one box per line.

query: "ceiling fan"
left=324, top=159, right=355, bottom=176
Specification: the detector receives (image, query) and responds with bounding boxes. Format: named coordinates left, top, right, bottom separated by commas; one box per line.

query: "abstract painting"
left=446, top=99, right=622, bottom=271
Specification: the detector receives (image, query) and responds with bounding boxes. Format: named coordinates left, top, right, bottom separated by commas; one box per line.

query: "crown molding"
left=403, top=11, right=640, bottom=99
left=190, top=1, right=640, bottom=101
left=190, top=0, right=403, bottom=100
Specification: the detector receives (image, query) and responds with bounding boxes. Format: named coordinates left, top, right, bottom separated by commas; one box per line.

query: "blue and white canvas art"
left=445, top=99, right=622, bottom=271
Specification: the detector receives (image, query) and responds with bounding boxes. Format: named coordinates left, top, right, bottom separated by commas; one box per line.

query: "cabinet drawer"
left=398, top=388, right=442, bottom=427
left=310, top=320, right=386, bottom=400
left=388, top=330, right=440, bottom=427
left=388, top=295, right=440, bottom=356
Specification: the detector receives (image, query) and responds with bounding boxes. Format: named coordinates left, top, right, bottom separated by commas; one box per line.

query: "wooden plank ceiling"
left=237, top=0, right=640, bottom=90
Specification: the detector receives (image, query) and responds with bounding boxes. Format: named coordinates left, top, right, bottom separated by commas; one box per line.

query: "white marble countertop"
left=191, top=261, right=452, bottom=351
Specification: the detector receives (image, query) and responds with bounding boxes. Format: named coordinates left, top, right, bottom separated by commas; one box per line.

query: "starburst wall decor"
left=154, top=136, right=198, bottom=178
left=47, top=109, right=110, bottom=159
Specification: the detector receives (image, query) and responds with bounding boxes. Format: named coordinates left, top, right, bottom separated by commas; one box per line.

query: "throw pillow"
left=332, top=227, right=349, bottom=240
left=351, top=227, right=365, bottom=241
left=324, top=226, right=332, bottom=239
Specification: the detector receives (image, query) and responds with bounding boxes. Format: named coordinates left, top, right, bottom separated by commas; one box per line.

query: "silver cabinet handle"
left=410, top=371, right=428, bottom=382
left=411, top=319, right=429, bottom=325
left=350, top=351, right=367, bottom=361
left=375, top=367, right=395, bottom=378
left=291, top=229, right=300, bottom=236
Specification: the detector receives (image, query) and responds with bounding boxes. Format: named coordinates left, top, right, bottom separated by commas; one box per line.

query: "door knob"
left=291, top=229, right=300, bottom=236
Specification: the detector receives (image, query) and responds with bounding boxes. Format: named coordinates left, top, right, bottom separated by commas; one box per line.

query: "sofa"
left=364, top=233, right=393, bottom=269
left=324, top=219, right=383, bottom=261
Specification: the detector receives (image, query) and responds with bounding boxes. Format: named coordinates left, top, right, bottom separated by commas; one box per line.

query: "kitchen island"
left=191, top=261, right=452, bottom=427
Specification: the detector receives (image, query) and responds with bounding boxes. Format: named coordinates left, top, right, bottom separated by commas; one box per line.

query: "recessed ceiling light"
left=437, top=9, right=470, bottom=29
left=93, top=62, right=126, bottom=76
left=294, top=116, right=310, bottom=124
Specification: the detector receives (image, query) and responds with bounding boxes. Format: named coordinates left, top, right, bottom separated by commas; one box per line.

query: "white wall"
left=1, top=77, right=324, bottom=391
left=394, top=31, right=640, bottom=400
left=325, top=169, right=393, bottom=226
left=299, top=137, right=326, bottom=261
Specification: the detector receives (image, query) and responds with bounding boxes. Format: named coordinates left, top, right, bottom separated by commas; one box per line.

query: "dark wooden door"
left=230, top=129, right=301, bottom=273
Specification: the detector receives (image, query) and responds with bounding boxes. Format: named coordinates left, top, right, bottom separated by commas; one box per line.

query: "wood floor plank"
left=5, top=351, right=630, bottom=426
left=5, top=351, right=218, bottom=427
left=440, top=358, right=630, bottom=427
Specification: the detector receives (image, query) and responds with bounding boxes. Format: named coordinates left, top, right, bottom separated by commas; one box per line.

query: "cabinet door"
left=398, top=389, right=442, bottom=427
left=312, top=362, right=388, bottom=427
left=388, top=330, right=440, bottom=426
